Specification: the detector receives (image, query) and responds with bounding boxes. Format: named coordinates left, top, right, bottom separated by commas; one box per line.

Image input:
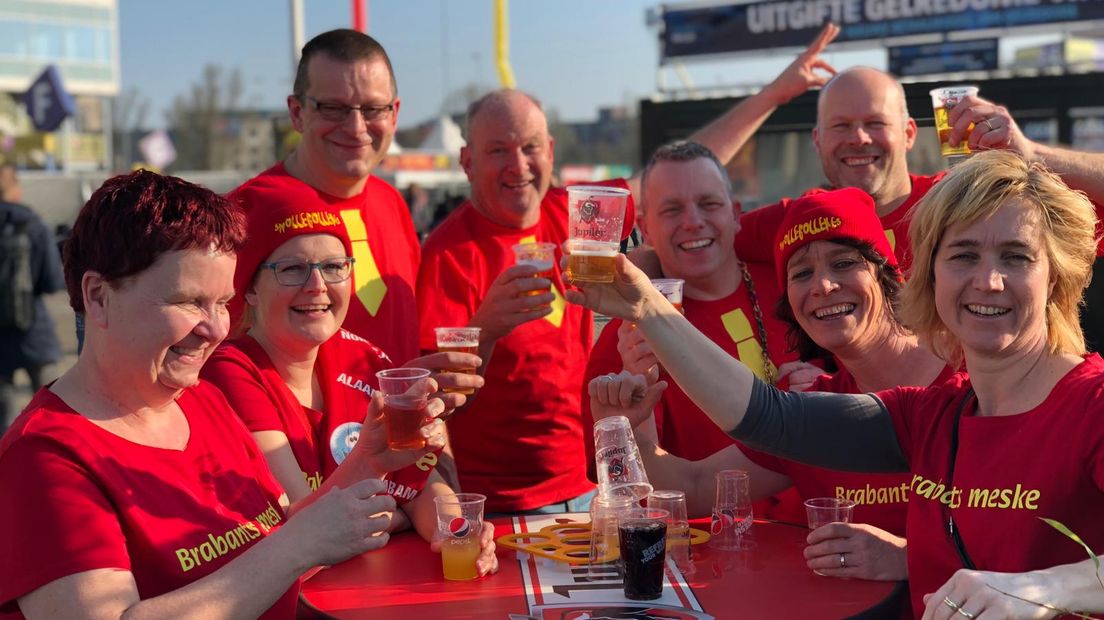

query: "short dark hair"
left=63, top=170, right=246, bottom=313
left=639, top=141, right=732, bottom=211
left=775, top=237, right=904, bottom=363
left=293, top=29, right=396, bottom=97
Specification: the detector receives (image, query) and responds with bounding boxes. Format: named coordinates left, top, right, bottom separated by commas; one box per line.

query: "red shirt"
left=203, top=331, right=437, bottom=505
left=735, top=173, right=946, bottom=274
left=583, top=261, right=796, bottom=462
left=880, top=355, right=1104, bottom=616
left=743, top=365, right=956, bottom=536
left=416, top=180, right=635, bottom=512
left=583, top=265, right=798, bottom=517
left=230, top=165, right=421, bottom=365
left=0, top=384, right=297, bottom=619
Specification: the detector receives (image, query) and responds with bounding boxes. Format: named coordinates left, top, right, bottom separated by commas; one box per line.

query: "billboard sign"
left=888, top=38, right=999, bottom=76
left=661, top=0, right=1104, bottom=59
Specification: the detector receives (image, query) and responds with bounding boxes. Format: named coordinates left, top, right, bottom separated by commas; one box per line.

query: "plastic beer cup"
left=512, top=242, right=557, bottom=297
left=930, top=85, right=979, bottom=159
left=433, top=327, right=481, bottom=395
left=564, top=185, right=629, bottom=283
left=375, top=368, right=432, bottom=450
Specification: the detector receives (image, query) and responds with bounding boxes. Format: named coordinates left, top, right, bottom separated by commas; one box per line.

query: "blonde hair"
left=901, top=150, right=1098, bottom=364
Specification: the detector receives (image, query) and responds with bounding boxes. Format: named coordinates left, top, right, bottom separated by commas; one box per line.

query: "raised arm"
left=623, top=23, right=838, bottom=202
left=949, top=95, right=1104, bottom=206
left=568, top=256, right=908, bottom=473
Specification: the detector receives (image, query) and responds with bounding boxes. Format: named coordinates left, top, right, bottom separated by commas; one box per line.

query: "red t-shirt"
left=229, top=164, right=421, bottom=365
left=202, top=330, right=437, bottom=505
left=416, top=180, right=635, bottom=512
left=0, top=384, right=297, bottom=619
left=743, top=365, right=956, bottom=536
left=880, top=354, right=1104, bottom=616
left=735, top=173, right=946, bottom=274
left=582, top=265, right=799, bottom=518
left=583, top=261, right=796, bottom=461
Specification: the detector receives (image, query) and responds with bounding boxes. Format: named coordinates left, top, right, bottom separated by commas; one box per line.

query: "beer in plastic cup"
left=512, top=242, right=557, bottom=297
left=618, top=507, right=669, bottom=600
left=434, top=493, right=486, bottom=581
left=565, top=239, right=620, bottom=284
left=375, top=368, right=432, bottom=450
left=433, top=327, right=481, bottom=395
left=650, top=279, right=685, bottom=314
left=565, top=185, right=629, bottom=283
left=930, top=85, right=979, bottom=158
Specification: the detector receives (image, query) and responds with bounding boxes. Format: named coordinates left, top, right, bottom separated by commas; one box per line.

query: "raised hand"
left=468, top=263, right=555, bottom=342
left=588, top=369, right=667, bottom=430
left=761, top=22, right=840, bottom=106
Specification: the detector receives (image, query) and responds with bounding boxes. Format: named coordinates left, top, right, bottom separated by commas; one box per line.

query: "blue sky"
left=120, top=0, right=664, bottom=129
left=118, top=1, right=1053, bottom=132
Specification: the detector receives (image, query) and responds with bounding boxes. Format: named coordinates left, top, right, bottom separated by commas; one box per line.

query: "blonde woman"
left=574, top=150, right=1104, bottom=619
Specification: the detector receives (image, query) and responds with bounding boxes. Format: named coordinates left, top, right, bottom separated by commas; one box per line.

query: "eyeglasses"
left=302, top=95, right=395, bottom=123
left=259, top=257, right=355, bottom=287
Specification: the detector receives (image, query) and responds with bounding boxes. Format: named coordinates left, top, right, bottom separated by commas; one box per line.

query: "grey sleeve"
left=728, top=379, right=910, bottom=473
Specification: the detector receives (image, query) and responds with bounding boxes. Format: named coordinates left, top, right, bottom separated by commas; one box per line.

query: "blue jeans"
left=488, top=488, right=597, bottom=519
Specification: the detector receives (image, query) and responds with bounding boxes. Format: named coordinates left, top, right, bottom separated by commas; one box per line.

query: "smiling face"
left=100, top=249, right=236, bottom=400
left=460, top=92, right=554, bottom=229
left=288, top=53, right=400, bottom=193
left=245, top=234, right=351, bottom=355
left=932, top=198, right=1054, bottom=362
left=785, top=240, right=893, bottom=355
left=813, top=69, right=916, bottom=210
left=639, top=157, right=741, bottom=291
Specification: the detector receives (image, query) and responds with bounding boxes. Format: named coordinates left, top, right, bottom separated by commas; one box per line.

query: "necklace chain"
left=741, top=263, right=775, bottom=385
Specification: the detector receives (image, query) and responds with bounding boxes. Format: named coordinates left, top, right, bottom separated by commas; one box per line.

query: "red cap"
left=773, top=187, right=896, bottom=290
left=232, top=182, right=353, bottom=302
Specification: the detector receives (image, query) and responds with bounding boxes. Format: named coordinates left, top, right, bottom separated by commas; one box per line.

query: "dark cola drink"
left=618, top=515, right=667, bottom=600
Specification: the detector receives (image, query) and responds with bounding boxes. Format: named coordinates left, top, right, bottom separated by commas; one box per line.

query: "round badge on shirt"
left=330, top=422, right=361, bottom=465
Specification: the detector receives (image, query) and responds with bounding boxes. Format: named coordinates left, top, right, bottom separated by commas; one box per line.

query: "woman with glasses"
left=202, top=193, right=498, bottom=576
left=574, top=151, right=1104, bottom=619
left=0, top=171, right=410, bottom=618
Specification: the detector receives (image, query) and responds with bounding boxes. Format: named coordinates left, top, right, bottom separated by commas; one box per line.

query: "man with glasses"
left=230, top=29, right=419, bottom=367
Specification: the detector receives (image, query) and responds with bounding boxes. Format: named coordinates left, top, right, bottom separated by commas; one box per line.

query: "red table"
left=301, top=517, right=902, bottom=619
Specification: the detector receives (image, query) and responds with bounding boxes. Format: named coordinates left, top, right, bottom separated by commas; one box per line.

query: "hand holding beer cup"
left=345, top=388, right=448, bottom=477
left=375, top=368, right=445, bottom=451
left=467, top=263, right=555, bottom=341
left=408, top=332, right=484, bottom=411
left=563, top=253, right=670, bottom=324
left=945, top=92, right=1028, bottom=156
left=587, top=370, right=667, bottom=431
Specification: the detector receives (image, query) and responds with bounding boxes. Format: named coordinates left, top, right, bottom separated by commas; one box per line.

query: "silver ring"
left=983, top=117, right=995, bottom=131
left=956, top=608, right=976, bottom=619
left=943, top=596, right=960, bottom=611
left=839, top=553, right=846, bottom=567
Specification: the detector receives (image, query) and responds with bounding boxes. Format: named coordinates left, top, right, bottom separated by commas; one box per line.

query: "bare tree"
left=165, top=64, right=244, bottom=170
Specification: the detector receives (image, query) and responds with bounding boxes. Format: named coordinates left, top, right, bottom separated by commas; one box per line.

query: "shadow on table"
left=844, top=580, right=909, bottom=620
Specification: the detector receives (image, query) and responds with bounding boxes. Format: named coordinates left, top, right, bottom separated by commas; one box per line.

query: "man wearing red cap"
left=229, top=29, right=419, bottom=365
